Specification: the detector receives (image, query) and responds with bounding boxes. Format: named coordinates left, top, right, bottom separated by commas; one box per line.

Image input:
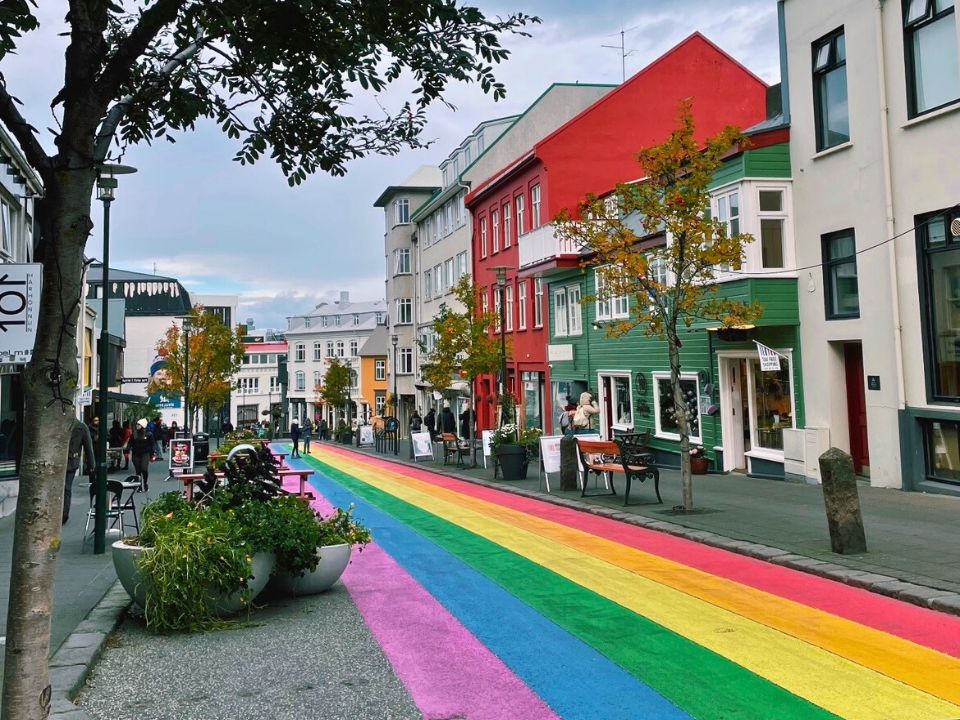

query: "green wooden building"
left=536, top=135, right=804, bottom=478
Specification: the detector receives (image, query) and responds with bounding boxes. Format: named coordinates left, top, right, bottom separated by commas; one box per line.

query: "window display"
left=654, top=374, right=700, bottom=441
left=751, top=359, right=792, bottom=450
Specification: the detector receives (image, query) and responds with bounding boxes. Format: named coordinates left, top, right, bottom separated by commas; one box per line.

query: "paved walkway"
left=77, top=444, right=960, bottom=719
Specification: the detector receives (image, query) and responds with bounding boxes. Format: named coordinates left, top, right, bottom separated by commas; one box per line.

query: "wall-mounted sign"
left=120, top=377, right=149, bottom=384
left=77, top=388, right=93, bottom=407
left=867, top=375, right=881, bottom=391
left=0, top=264, right=41, bottom=364
left=547, top=344, right=574, bottom=362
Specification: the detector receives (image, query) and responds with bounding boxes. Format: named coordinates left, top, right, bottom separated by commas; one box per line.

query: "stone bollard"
left=560, top=435, right=579, bottom=491
left=818, top=447, right=868, bottom=555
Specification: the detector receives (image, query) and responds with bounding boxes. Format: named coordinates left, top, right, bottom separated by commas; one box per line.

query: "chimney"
left=339, top=291, right=349, bottom=306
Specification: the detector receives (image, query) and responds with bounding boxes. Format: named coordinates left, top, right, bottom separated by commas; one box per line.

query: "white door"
left=722, top=358, right=746, bottom=471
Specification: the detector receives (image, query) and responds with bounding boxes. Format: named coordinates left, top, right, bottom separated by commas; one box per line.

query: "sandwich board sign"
left=169, top=438, right=194, bottom=475
left=411, top=431, right=434, bottom=461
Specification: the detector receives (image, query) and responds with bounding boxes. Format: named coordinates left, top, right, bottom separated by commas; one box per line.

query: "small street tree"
left=421, top=275, right=502, bottom=458
left=147, top=306, right=245, bottom=430
left=556, top=101, right=762, bottom=512
left=0, top=4, right=536, bottom=716
left=318, top=359, right=352, bottom=431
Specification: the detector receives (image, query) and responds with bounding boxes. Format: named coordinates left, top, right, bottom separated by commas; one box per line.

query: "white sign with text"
left=0, top=264, right=41, bottom=364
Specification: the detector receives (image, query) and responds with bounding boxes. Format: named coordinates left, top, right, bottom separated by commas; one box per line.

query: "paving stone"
left=50, top=645, right=103, bottom=669
left=49, top=664, right=88, bottom=697
left=896, top=584, right=958, bottom=606
left=930, top=595, right=960, bottom=615
left=60, top=633, right=106, bottom=650
left=840, top=573, right=900, bottom=589
left=741, top=544, right=791, bottom=560
left=767, top=553, right=810, bottom=565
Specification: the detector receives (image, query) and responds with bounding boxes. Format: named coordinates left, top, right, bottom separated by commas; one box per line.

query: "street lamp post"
left=182, top=316, right=192, bottom=435
left=490, top=266, right=512, bottom=428
left=94, top=163, right=137, bottom=555
left=391, top=333, right=398, bottom=455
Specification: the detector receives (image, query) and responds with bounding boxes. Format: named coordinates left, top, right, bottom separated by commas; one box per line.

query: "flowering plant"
left=490, top=423, right=519, bottom=448
left=689, top=445, right=705, bottom=458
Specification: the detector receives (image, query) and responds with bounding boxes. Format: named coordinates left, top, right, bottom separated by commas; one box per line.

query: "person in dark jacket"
left=423, top=408, right=436, bottom=441
left=409, top=411, right=423, bottom=434
left=318, top=418, right=329, bottom=441
left=63, top=418, right=96, bottom=524
left=108, top=420, right=124, bottom=471
left=459, top=400, right=475, bottom=441
left=131, top=420, right=155, bottom=492
left=440, top=401, right=456, bottom=435
left=290, top=422, right=301, bottom=458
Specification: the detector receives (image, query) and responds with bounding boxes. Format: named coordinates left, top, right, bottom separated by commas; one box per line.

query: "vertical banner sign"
left=169, top=439, right=194, bottom=475
left=0, top=264, right=41, bottom=363
left=755, top=341, right=782, bottom=371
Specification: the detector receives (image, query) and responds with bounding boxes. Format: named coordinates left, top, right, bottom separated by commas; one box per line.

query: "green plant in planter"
left=317, top=505, right=372, bottom=548
left=234, top=494, right=323, bottom=577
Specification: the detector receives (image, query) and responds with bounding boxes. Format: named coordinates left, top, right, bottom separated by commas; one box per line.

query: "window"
left=424, top=269, right=432, bottom=300
left=395, top=198, right=410, bottom=224
left=653, top=372, right=701, bottom=443
left=433, top=264, right=442, bottom=297
left=493, top=288, right=502, bottom=331
left=353, top=314, right=360, bottom=325
left=238, top=405, right=258, bottom=427
left=518, top=281, right=528, bottom=330
left=505, top=284, right=514, bottom=331
left=444, top=258, right=454, bottom=291
left=648, top=256, right=667, bottom=286
left=554, top=290, right=569, bottom=336
left=326, top=341, right=334, bottom=357
left=238, top=377, right=260, bottom=394
left=376, top=312, right=384, bottom=324
left=534, top=278, right=544, bottom=327
left=270, top=376, right=280, bottom=393
left=433, top=213, right=440, bottom=244
left=313, top=370, right=321, bottom=389
left=321, top=316, right=328, bottom=327
left=456, top=252, right=468, bottom=280
left=304, top=317, right=311, bottom=328
left=813, top=28, right=849, bottom=151
left=295, top=343, right=305, bottom=362
left=396, top=298, right=413, bottom=324
left=478, top=133, right=485, bottom=153
left=919, top=207, right=960, bottom=400
left=295, top=371, right=306, bottom=392
left=714, top=188, right=741, bottom=271
left=492, top=209, right=500, bottom=252
left=335, top=315, right=341, bottom=326
left=603, top=374, right=633, bottom=429
left=445, top=202, right=453, bottom=235
left=553, top=285, right=582, bottom=337
left=482, top=290, right=489, bottom=317
left=751, top=357, right=794, bottom=451
left=458, top=192, right=466, bottom=227
left=0, top=200, right=12, bottom=256
left=502, top=203, right=512, bottom=248
left=822, top=229, right=859, bottom=319
left=531, top=185, right=541, bottom=229
left=515, top=194, right=525, bottom=237
left=375, top=359, right=386, bottom=380
left=595, top=268, right=629, bottom=320
left=313, top=342, right=322, bottom=361
left=375, top=392, right=387, bottom=415
left=350, top=340, right=358, bottom=356
left=480, top=217, right=488, bottom=257
left=336, top=341, right=345, bottom=357
left=905, top=0, right=960, bottom=116
left=758, top=189, right=786, bottom=269
left=398, top=347, right=414, bottom=374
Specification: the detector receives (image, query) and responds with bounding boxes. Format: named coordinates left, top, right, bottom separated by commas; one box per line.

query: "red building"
left=467, top=33, right=768, bottom=432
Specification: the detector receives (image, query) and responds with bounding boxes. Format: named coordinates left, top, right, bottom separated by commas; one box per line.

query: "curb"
left=334, top=445, right=960, bottom=618
left=48, top=582, right=130, bottom=719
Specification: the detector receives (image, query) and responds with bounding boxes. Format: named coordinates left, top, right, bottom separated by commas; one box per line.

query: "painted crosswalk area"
left=291, top=444, right=960, bottom=720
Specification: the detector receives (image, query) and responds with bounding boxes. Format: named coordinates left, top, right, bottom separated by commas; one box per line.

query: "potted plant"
left=491, top=424, right=529, bottom=481
left=274, top=505, right=372, bottom=596
left=690, top=445, right=709, bottom=475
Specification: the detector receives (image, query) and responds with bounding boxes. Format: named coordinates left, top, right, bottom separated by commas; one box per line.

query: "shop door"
left=844, top=343, right=869, bottom=474
left=599, top=375, right=614, bottom=439
left=722, top=358, right=749, bottom=472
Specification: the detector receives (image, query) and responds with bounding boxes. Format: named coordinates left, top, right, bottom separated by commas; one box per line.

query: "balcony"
left=518, top=223, right=587, bottom=271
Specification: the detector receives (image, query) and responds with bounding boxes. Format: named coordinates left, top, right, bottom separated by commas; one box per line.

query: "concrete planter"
left=209, top=552, right=275, bottom=615
left=274, top=543, right=352, bottom=595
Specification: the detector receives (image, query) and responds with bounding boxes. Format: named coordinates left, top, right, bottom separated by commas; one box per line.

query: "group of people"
left=410, top=400, right=476, bottom=441
left=558, top=392, right=599, bottom=435
left=289, top=417, right=334, bottom=458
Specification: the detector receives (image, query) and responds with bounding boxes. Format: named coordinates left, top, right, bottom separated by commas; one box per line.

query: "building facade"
left=284, top=292, right=386, bottom=428
left=374, top=166, right=441, bottom=433
left=468, top=34, right=769, bottom=433
left=230, top=340, right=287, bottom=431
left=783, top=0, right=960, bottom=493
left=358, top=324, right=389, bottom=419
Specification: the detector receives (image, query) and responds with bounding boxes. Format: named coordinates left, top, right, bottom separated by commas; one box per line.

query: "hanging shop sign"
left=0, top=264, right=41, bottom=364
left=755, top=341, right=784, bottom=372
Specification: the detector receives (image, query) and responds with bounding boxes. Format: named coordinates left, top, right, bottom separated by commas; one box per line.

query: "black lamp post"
left=490, top=265, right=512, bottom=427
left=182, top=316, right=192, bottom=435
left=391, top=333, right=398, bottom=455
left=94, top=163, right=137, bottom=555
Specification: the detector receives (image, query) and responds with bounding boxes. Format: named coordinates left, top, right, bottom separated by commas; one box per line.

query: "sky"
left=1, top=1, right=780, bottom=330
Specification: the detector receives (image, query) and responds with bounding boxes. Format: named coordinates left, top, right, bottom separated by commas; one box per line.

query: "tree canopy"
left=318, top=358, right=352, bottom=414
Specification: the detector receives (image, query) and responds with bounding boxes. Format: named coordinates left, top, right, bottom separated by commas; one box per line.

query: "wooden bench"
left=575, top=439, right=661, bottom=506
left=440, top=433, right=471, bottom=467
left=177, top=470, right=225, bottom=502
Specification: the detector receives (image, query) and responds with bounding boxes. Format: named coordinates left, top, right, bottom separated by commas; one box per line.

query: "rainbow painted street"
left=284, top=444, right=960, bottom=720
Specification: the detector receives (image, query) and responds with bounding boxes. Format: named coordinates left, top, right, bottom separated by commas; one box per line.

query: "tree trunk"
left=667, top=331, right=693, bottom=512
left=3, top=173, right=95, bottom=720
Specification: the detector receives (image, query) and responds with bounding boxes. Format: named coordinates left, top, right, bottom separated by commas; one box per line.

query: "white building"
left=284, top=291, right=386, bottom=427
left=374, top=166, right=441, bottom=432
left=783, top=0, right=960, bottom=494
left=230, top=339, right=287, bottom=431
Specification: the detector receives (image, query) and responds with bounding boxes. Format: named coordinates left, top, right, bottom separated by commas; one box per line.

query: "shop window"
left=925, top=419, right=960, bottom=483
left=919, top=207, right=960, bottom=400
left=751, top=358, right=793, bottom=451
left=652, top=372, right=701, bottom=443
left=601, top=374, right=633, bottom=429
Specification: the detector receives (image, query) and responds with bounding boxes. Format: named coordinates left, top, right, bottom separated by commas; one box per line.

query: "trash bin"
left=192, top=433, right=210, bottom=463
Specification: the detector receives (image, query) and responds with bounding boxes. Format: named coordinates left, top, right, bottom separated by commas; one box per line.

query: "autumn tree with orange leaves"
left=148, top=306, right=245, bottom=430
left=556, top=101, right=762, bottom=511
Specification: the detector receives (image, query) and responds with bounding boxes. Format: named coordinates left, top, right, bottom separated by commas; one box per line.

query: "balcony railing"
left=518, top=223, right=588, bottom=269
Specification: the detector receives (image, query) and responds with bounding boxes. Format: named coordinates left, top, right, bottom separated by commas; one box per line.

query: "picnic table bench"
left=278, top=468, right=315, bottom=501
left=576, top=438, right=661, bottom=506
left=177, top=470, right=225, bottom=502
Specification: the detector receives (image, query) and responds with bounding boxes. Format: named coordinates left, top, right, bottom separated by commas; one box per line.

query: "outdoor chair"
left=82, top=478, right=140, bottom=548
left=441, top=433, right=471, bottom=467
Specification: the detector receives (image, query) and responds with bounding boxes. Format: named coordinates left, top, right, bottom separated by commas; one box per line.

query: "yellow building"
left=359, top=325, right=389, bottom=420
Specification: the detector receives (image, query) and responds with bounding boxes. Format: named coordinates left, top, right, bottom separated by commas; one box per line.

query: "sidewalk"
left=343, top=439, right=960, bottom=597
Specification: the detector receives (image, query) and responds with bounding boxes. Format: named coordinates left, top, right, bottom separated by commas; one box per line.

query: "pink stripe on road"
left=282, top=472, right=559, bottom=720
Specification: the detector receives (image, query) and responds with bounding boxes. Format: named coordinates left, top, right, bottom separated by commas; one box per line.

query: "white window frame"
left=395, top=198, right=410, bottom=225
left=502, top=202, right=512, bottom=248
left=375, top=392, right=386, bottom=414
left=399, top=347, right=414, bottom=374
left=534, top=278, right=544, bottom=327
left=652, top=371, right=702, bottom=444
left=456, top=251, right=468, bottom=280
left=295, top=370, right=306, bottom=392
left=375, top=359, right=386, bottom=380
left=444, top=258, right=455, bottom=292
left=568, top=285, right=582, bottom=336
left=321, top=316, right=328, bottom=327
left=595, top=267, right=629, bottom=321
left=295, top=343, right=305, bottom=362
left=313, top=370, right=321, bottom=388
left=493, top=288, right=502, bottom=331
left=505, top=284, right=514, bottom=331
left=353, top=314, right=360, bottom=325
left=480, top=217, right=488, bottom=258
left=350, top=339, right=358, bottom=356
left=599, top=372, right=634, bottom=433
left=313, top=342, right=322, bottom=361
left=424, top=269, right=432, bottom=300
left=433, top=264, right=442, bottom=297
left=270, top=376, right=280, bottom=393
left=336, top=341, right=344, bottom=357
left=518, top=280, right=528, bottom=330
left=326, top=342, right=334, bottom=357
left=553, top=289, right=569, bottom=337
left=531, top=185, right=541, bottom=229
left=515, top=194, right=525, bottom=237
left=394, top=248, right=411, bottom=275
left=396, top=298, right=413, bottom=324
left=492, top=209, right=500, bottom=252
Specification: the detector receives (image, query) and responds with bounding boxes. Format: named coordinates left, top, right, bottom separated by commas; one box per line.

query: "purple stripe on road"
left=281, top=475, right=559, bottom=720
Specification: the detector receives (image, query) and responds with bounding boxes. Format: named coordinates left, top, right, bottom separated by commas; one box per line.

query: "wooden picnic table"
left=177, top=470, right=224, bottom=502
left=278, top=468, right=315, bottom=500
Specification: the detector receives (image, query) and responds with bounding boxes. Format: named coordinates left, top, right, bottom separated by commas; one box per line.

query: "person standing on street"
left=290, top=422, right=301, bottom=458
left=86, top=416, right=101, bottom=464
left=424, top=407, right=436, bottom=441
left=131, top=419, right=155, bottom=492
left=440, top=400, right=456, bottom=435
left=459, top=400, right=475, bottom=441
left=120, top=419, right=132, bottom=470
left=318, top=418, right=328, bottom=442
left=63, top=418, right=95, bottom=524
left=302, top=417, right=313, bottom=455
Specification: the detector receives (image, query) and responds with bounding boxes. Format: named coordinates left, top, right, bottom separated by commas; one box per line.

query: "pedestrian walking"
left=459, top=400, right=475, bottom=441
left=424, top=407, right=436, bottom=441
left=120, top=419, right=132, bottom=470
left=572, top=391, right=599, bottom=435
left=108, top=420, right=123, bottom=471
left=87, top=416, right=101, bottom=464
left=290, top=422, right=301, bottom=458
left=222, top=419, right=234, bottom=435
left=441, top=400, right=456, bottom=435
left=302, top=418, right=313, bottom=455
left=318, top=418, right=328, bottom=442
left=63, top=418, right=95, bottom=524
left=131, top=419, right=155, bottom=492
